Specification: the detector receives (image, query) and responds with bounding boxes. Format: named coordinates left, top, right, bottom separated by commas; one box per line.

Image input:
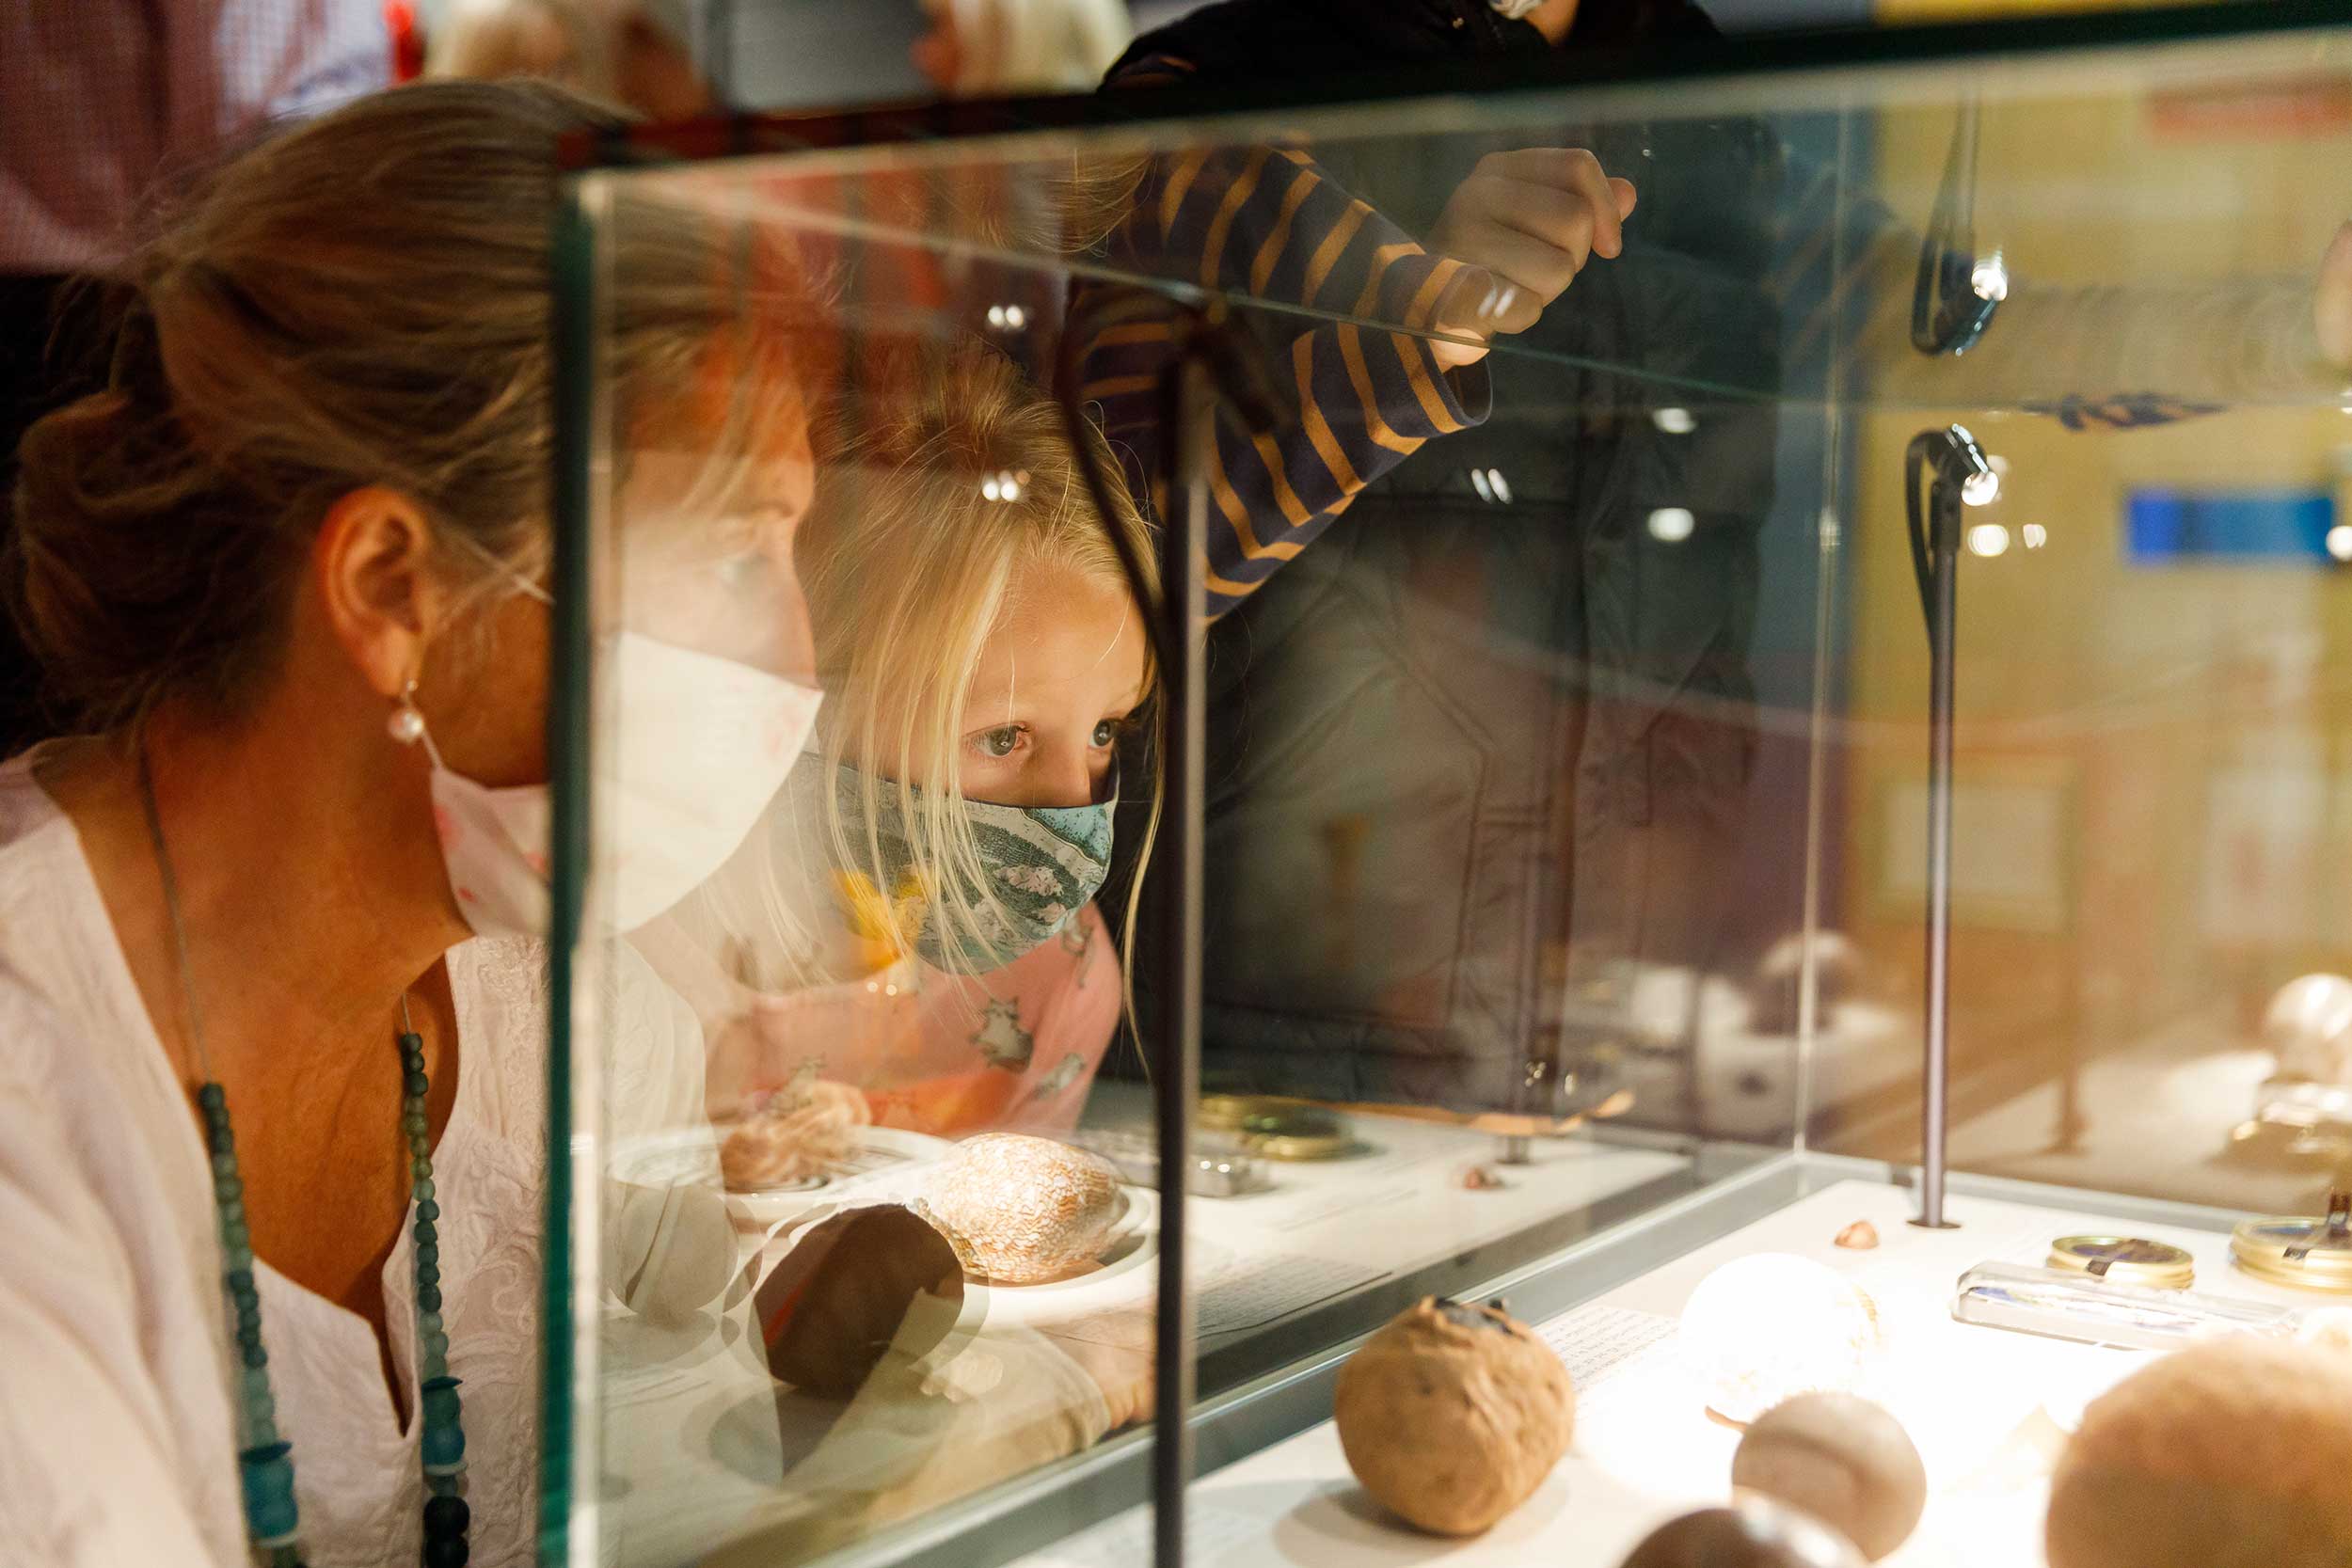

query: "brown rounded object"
left=1731, top=1393, right=1926, bottom=1560
left=1333, top=1296, right=1574, bottom=1536
left=2047, top=1336, right=2352, bottom=1568
left=759, top=1204, right=963, bottom=1397
left=1619, top=1497, right=1866, bottom=1568
left=917, top=1133, right=1125, bottom=1285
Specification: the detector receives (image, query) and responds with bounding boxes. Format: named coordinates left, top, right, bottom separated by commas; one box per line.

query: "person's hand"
left=2316, top=221, right=2352, bottom=370
left=1044, top=1316, right=1155, bottom=1431
left=1423, top=148, right=1638, bottom=369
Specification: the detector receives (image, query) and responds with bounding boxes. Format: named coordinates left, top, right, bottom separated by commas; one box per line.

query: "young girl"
left=637, top=343, right=1160, bottom=1160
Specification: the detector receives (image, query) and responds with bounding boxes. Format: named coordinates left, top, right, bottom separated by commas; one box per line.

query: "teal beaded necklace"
left=140, top=751, right=474, bottom=1568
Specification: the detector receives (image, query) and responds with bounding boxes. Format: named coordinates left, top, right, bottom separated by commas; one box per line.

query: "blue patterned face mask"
left=814, top=764, right=1114, bottom=973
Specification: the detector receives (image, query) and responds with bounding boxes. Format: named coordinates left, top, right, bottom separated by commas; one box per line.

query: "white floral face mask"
left=803, top=763, right=1114, bottom=973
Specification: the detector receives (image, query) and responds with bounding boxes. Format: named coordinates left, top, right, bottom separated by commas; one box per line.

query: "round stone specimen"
left=2263, top=974, right=2352, bottom=1085
left=606, top=1179, right=737, bottom=1326
left=916, top=1133, right=1125, bottom=1285
left=1732, top=1393, right=1927, bottom=1560
left=2047, top=1336, right=2352, bottom=1568
left=1620, top=1497, right=1867, bottom=1568
left=1678, top=1254, right=1883, bottom=1424
left=764, top=1204, right=963, bottom=1397
left=1333, top=1296, right=1574, bottom=1536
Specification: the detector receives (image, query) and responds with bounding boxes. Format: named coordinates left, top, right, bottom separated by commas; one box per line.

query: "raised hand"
left=1423, top=148, right=1639, bottom=368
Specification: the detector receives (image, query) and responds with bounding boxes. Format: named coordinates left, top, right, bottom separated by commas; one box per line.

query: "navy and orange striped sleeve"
left=1068, top=51, right=1492, bottom=619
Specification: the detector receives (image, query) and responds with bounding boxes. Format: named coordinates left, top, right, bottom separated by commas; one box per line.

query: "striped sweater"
left=1071, top=53, right=2256, bottom=619
left=1067, top=53, right=1496, bottom=618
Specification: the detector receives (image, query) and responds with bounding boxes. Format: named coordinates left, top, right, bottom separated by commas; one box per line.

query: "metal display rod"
left=1903, top=423, right=1997, bottom=1229
left=1901, top=94, right=2006, bottom=1229
left=1056, top=303, right=1288, bottom=1568
left=1150, top=354, right=1212, bottom=1568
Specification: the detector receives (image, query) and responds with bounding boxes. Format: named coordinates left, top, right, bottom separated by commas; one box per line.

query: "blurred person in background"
left=0, top=0, right=390, bottom=761
left=426, top=0, right=712, bottom=119
left=911, top=0, right=1132, bottom=96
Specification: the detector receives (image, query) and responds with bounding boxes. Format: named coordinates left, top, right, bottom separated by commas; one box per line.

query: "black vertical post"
left=1917, top=477, right=1960, bottom=1230
left=541, top=178, right=597, bottom=1566
left=1905, top=423, right=1987, bottom=1231
left=1151, top=355, right=1209, bottom=1568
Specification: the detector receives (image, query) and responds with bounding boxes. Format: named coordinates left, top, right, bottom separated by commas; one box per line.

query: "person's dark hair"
left=7, top=80, right=830, bottom=736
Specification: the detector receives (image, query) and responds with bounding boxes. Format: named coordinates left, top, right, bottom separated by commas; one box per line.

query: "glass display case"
left=543, top=7, right=2352, bottom=1567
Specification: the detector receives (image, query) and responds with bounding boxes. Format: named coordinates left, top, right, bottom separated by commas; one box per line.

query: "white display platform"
left=594, top=1119, right=1691, bottom=1566
left=1013, top=1179, right=2326, bottom=1568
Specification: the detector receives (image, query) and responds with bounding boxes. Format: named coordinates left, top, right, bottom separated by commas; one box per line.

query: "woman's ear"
left=312, top=486, right=445, bottom=699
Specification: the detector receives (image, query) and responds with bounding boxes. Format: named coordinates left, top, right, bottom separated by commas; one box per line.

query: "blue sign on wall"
left=2125, top=488, right=2339, bottom=563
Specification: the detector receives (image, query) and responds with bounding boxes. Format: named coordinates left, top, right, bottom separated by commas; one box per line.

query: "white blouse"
left=0, top=757, right=708, bottom=1568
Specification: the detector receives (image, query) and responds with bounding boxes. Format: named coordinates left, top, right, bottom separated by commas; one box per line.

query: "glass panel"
left=548, top=12, right=2352, bottom=1567
left=1809, top=42, right=2352, bottom=1219
left=560, top=158, right=1166, bottom=1568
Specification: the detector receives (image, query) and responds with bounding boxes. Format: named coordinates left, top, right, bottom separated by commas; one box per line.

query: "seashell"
left=917, top=1132, right=1124, bottom=1285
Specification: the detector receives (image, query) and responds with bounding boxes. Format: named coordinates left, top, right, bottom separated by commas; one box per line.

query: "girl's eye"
left=977, top=725, right=1024, bottom=759
left=1090, top=719, right=1121, bottom=749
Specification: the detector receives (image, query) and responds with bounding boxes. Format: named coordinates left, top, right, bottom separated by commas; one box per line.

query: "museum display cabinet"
left=543, top=6, right=2352, bottom=1566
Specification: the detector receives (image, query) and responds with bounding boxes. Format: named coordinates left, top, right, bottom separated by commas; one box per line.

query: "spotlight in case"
left=1652, top=406, right=1696, bottom=435
left=2328, top=524, right=2352, bottom=562
left=985, top=303, right=1028, bottom=330
left=1647, top=507, right=1695, bottom=544
left=1966, top=522, right=2011, bottom=558
left=2022, top=522, right=2048, bottom=549
left=1960, top=467, right=2001, bottom=508
left=1486, top=467, right=1513, bottom=505
left=1969, top=249, right=2010, bottom=304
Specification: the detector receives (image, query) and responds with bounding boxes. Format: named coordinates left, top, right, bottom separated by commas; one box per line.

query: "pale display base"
left=592, top=1117, right=1687, bottom=1568
left=1016, top=1179, right=2326, bottom=1568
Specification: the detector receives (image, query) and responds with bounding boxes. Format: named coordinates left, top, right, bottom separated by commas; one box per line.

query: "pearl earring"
left=388, top=680, right=427, bottom=745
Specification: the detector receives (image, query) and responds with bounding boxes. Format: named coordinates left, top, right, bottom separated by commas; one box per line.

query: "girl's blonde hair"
left=797, top=343, right=1159, bottom=997
left=814, top=347, right=1162, bottom=991
left=7, top=80, right=829, bottom=735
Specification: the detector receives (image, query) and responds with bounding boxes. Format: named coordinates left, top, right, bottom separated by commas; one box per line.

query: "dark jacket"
left=1094, top=0, right=1809, bottom=1119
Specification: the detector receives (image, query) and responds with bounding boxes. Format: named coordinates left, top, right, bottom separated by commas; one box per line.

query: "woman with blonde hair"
left=0, top=81, right=830, bottom=1567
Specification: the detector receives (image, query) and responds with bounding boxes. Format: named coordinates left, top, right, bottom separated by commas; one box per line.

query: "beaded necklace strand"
left=139, top=750, right=474, bottom=1567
